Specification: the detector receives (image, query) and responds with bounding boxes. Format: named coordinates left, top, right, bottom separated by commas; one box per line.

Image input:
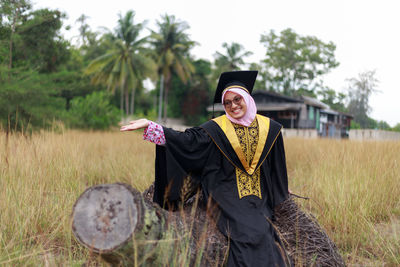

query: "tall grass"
left=0, top=130, right=154, bottom=266
left=285, top=138, right=400, bottom=266
left=0, top=131, right=399, bottom=265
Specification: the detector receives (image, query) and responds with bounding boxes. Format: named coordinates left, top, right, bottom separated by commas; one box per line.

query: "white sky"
left=33, top=0, right=400, bottom=126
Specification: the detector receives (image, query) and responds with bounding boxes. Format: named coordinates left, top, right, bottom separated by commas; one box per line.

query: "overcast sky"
left=33, top=0, right=400, bottom=126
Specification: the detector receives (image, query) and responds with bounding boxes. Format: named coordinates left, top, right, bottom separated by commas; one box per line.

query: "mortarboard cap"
left=213, top=70, right=258, bottom=104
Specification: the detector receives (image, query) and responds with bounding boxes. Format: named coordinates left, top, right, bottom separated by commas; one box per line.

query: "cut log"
left=72, top=183, right=345, bottom=266
left=72, top=183, right=173, bottom=265
left=72, top=183, right=225, bottom=266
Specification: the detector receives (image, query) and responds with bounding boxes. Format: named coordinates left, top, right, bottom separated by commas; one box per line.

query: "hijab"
left=222, top=87, right=257, bottom=127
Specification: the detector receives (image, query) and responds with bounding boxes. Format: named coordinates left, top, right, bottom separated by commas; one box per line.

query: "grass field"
left=0, top=130, right=399, bottom=266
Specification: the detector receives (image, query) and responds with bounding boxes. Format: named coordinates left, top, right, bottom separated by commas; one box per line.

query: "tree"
left=75, top=14, right=90, bottom=47
left=13, top=8, right=70, bottom=72
left=0, top=4, right=82, bottom=131
left=213, top=42, right=253, bottom=78
left=150, top=14, right=195, bottom=122
left=318, top=87, right=347, bottom=112
left=346, top=70, right=379, bottom=128
left=260, top=28, right=339, bottom=96
left=392, top=123, right=400, bottom=132
left=0, top=0, right=31, bottom=72
left=49, top=70, right=97, bottom=110
left=171, top=59, right=212, bottom=125
left=0, top=5, right=70, bottom=73
left=85, top=10, right=156, bottom=116
left=0, top=69, right=64, bottom=131
left=249, top=62, right=266, bottom=90
left=376, top=120, right=391, bottom=131
left=66, top=91, right=120, bottom=130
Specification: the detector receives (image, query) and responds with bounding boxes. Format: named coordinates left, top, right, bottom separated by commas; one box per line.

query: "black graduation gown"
left=153, top=114, right=289, bottom=267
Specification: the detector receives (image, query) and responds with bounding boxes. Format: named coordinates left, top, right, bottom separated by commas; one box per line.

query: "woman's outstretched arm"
left=120, top=119, right=166, bottom=145
left=120, top=119, right=150, bottom=131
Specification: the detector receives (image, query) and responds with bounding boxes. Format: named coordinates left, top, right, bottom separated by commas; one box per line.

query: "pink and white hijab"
left=222, top=88, right=257, bottom=127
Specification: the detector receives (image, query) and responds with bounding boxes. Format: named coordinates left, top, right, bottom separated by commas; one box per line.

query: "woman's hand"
left=120, top=119, right=150, bottom=132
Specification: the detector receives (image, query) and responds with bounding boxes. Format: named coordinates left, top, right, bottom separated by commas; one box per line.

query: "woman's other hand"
left=120, top=119, right=150, bottom=132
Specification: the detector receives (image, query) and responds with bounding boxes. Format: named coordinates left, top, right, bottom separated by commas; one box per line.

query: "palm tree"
left=150, top=14, right=195, bottom=122
left=85, top=10, right=156, bottom=115
left=213, top=42, right=253, bottom=81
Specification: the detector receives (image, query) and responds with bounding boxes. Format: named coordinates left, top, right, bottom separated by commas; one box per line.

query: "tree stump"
left=72, top=183, right=345, bottom=266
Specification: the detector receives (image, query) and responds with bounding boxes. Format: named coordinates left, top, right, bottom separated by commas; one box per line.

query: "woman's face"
left=223, top=91, right=247, bottom=119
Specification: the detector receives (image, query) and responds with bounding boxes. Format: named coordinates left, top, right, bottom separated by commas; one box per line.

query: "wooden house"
left=208, top=90, right=352, bottom=138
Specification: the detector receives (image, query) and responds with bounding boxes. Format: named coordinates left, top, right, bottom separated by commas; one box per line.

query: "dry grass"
left=0, top=131, right=399, bottom=266
left=285, top=138, right=400, bottom=266
left=0, top=129, right=154, bottom=266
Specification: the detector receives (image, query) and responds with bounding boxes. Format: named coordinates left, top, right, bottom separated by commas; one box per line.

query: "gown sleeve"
left=153, top=126, right=213, bottom=208
left=143, top=121, right=166, bottom=145
left=268, top=132, right=289, bottom=208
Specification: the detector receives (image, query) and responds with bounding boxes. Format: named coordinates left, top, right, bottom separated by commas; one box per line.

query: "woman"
left=120, top=71, right=290, bottom=267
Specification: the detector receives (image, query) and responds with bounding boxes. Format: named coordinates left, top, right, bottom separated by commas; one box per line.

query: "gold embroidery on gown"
left=233, top=120, right=262, bottom=199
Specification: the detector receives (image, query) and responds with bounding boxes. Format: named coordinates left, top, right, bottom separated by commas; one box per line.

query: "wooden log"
left=73, top=183, right=173, bottom=265
left=72, top=183, right=344, bottom=266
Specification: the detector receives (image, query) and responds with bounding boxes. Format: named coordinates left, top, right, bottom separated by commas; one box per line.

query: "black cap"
left=213, top=70, right=258, bottom=104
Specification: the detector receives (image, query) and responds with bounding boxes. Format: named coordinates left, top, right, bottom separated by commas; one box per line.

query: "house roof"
left=206, top=102, right=303, bottom=112
left=252, top=90, right=303, bottom=103
left=256, top=103, right=303, bottom=111
left=321, top=108, right=354, bottom=118
left=206, top=89, right=353, bottom=118
left=300, top=95, right=330, bottom=109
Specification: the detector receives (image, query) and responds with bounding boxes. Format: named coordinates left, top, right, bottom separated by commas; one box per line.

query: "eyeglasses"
left=223, top=96, right=242, bottom=108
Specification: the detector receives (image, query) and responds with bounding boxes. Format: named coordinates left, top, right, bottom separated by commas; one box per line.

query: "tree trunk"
left=125, top=90, right=129, bottom=116
left=130, top=87, right=135, bottom=115
left=9, top=32, right=13, bottom=71
left=8, top=5, right=19, bottom=80
left=120, top=88, right=124, bottom=117
left=72, top=183, right=227, bottom=266
left=72, top=183, right=175, bottom=266
left=72, top=183, right=345, bottom=267
left=162, top=73, right=171, bottom=123
left=157, top=75, right=164, bottom=123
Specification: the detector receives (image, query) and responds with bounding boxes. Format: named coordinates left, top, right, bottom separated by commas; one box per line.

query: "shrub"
left=66, top=91, right=120, bottom=130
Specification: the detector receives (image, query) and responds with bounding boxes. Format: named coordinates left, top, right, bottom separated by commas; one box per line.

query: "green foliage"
left=12, top=8, right=70, bottom=72
left=0, top=0, right=31, bottom=23
left=75, top=14, right=90, bottom=47
left=366, top=117, right=378, bottom=129
left=65, top=91, right=120, bottom=130
left=392, top=123, right=400, bottom=132
left=134, top=108, right=158, bottom=122
left=48, top=70, right=97, bottom=110
left=350, top=120, right=361, bottom=129
left=0, top=69, right=64, bottom=131
left=376, top=120, right=391, bottom=131
left=167, top=59, right=212, bottom=125
left=132, top=84, right=157, bottom=117
left=346, top=70, right=379, bottom=128
left=260, top=28, right=339, bottom=96
left=351, top=116, right=393, bottom=130
left=85, top=10, right=156, bottom=116
left=0, top=0, right=31, bottom=70
left=81, top=32, right=114, bottom=64
left=150, top=14, right=195, bottom=121
left=249, top=62, right=266, bottom=90
left=212, top=42, right=253, bottom=81
left=318, top=87, right=347, bottom=112
left=0, top=24, right=10, bottom=63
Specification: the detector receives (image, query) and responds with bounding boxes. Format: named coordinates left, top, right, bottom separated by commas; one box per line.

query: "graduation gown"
left=153, top=114, right=290, bottom=267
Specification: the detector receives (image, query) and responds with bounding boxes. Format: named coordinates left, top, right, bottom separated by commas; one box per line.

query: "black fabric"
left=153, top=117, right=289, bottom=267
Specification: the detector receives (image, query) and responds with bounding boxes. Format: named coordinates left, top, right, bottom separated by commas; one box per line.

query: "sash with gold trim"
left=201, top=114, right=282, bottom=199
